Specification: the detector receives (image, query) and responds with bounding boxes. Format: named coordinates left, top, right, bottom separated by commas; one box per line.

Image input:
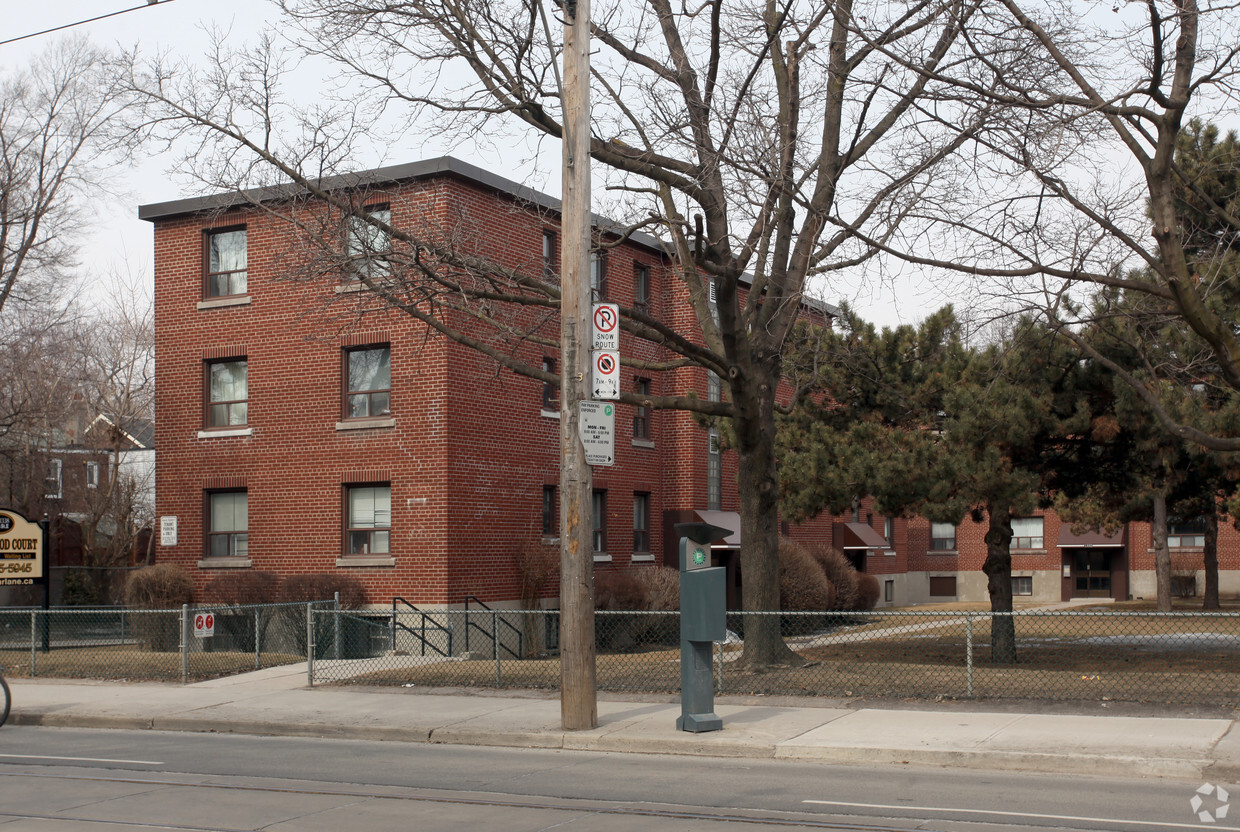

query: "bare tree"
left=125, top=0, right=983, bottom=666
left=0, top=37, right=135, bottom=316
left=75, top=271, right=156, bottom=600
left=862, top=0, right=1240, bottom=450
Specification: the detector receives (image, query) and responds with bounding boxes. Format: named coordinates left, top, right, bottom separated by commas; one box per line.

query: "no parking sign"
left=593, top=350, right=620, bottom=400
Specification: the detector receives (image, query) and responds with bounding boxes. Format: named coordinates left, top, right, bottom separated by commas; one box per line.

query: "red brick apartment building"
left=141, top=157, right=1239, bottom=609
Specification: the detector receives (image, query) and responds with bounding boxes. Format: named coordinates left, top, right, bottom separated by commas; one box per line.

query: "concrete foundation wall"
left=1129, top=570, right=1240, bottom=601
left=901, top=570, right=1063, bottom=606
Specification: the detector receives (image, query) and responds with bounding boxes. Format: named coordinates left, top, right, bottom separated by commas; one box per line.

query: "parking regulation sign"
left=578, top=401, right=615, bottom=466
left=592, top=303, right=619, bottom=351
left=592, top=350, right=620, bottom=400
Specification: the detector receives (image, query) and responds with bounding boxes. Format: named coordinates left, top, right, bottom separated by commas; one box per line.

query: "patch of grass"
left=0, top=647, right=304, bottom=682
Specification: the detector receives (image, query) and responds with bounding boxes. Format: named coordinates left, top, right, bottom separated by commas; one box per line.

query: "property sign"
left=0, top=509, right=45, bottom=586
left=592, top=350, right=620, bottom=400
left=160, top=516, right=178, bottom=547
left=592, top=303, right=620, bottom=351
left=194, top=612, right=215, bottom=638
left=578, top=401, right=616, bottom=466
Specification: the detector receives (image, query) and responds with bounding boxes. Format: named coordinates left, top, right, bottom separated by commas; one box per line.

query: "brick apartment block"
left=142, top=157, right=1240, bottom=609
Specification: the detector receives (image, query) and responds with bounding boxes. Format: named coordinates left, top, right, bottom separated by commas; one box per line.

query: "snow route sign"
left=592, top=303, right=619, bottom=351
left=578, top=401, right=616, bottom=466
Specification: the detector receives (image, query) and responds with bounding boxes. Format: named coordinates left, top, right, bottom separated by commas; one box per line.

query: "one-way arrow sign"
left=578, top=401, right=615, bottom=466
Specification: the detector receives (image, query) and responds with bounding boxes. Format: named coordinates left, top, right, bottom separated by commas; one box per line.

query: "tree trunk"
left=982, top=503, right=1017, bottom=664
left=1152, top=491, right=1172, bottom=612
left=735, top=358, right=803, bottom=669
left=1203, top=509, right=1220, bottom=610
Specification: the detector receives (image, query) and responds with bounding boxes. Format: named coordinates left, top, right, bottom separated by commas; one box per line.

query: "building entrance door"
left=1072, top=548, right=1112, bottom=598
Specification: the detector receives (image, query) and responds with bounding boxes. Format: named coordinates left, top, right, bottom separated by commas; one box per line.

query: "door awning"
left=835, top=522, right=891, bottom=551
left=1056, top=527, right=1126, bottom=548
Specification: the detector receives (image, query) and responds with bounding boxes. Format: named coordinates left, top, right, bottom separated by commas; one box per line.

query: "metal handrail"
left=463, top=596, right=522, bottom=659
left=391, top=598, right=453, bottom=657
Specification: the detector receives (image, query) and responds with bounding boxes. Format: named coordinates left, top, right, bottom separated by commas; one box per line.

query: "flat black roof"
left=137, top=155, right=669, bottom=251
left=138, top=155, right=840, bottom=318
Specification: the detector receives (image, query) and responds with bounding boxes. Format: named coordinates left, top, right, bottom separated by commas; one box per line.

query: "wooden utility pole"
left=559, top=0, right=597, bottom=730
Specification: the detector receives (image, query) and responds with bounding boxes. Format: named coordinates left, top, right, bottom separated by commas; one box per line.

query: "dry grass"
left=0, top=647, right=304, bottom=682
left=325, top=612, right=1240, bottom=706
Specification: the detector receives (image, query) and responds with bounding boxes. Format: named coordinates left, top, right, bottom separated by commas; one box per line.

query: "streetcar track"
left=0, top=769, right=936, bottom=832
left=0, top=768, right=1203, bottom=832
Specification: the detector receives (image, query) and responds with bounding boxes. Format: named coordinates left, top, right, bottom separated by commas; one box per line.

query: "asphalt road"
left=0, top=726, right=1232, bottom=831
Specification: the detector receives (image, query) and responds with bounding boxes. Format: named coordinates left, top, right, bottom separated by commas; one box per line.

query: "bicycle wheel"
left=0, top=673, right=9, bottom=727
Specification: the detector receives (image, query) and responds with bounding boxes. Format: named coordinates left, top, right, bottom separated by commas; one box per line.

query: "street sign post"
left=577, top=401, right=615, bottom=466
left=592, top=350, right=620, bottom=400
left=592, top=303, right=619, bottom=351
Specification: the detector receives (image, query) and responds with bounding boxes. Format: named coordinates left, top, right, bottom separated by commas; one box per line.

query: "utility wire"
left=0, top=0, right=178, bottom=48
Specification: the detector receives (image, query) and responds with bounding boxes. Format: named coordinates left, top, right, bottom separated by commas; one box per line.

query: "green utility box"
left=675, top=521, right=730, bottom=733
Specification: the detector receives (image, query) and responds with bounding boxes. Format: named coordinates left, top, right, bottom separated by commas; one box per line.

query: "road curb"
left=6, top=709, right=1217, bottom=781
left=774, top=745, right=1210, bottom=780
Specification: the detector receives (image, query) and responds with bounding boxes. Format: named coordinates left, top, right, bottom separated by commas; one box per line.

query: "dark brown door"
left=1073, top=548, right=1112, bottom=598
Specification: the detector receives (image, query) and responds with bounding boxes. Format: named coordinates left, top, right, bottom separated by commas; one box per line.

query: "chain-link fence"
left=309, top=608, right=1240, bottom=706
left=0, top=601, right=335, bottom=682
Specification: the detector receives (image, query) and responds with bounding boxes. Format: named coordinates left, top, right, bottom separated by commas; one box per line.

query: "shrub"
left=855, top=573, right=881, bottom=610
left=779, top=538, right=835, bottom=611
left=513, top=538, right=559, bottom=608
left=277, top=573, right=365, bottom=609
left=202, top=571, right=280, bottom=606
left=630, top=565, right=680, bottom=611
left=594, top=569, right=647, bottom=611
left=124, top=564, right=194, bottom=652
left=809, top=545, right=860, bottom=610
left=61, top=568, right=99, bottom=606
left=125, top=563, right=194, bottom=609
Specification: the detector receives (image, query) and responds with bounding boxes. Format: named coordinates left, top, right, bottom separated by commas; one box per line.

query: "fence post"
left=306, top=603, right=315, bottom=687
left=493, top=611, right=501, bottom=687
left=30, top=610, right=36, bottom=678
left=121, top=608, right=126, bottom=647
left=254, top=607, right=261, bottom=670
left=965, top=616, right=974, bottom=698
left=333, top=591, right=342, bottom=660
left=181, top=604, right=189, bottom=685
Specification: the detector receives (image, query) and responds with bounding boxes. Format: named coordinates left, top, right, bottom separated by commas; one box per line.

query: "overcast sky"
left=3, top=1, right=981, bottom=330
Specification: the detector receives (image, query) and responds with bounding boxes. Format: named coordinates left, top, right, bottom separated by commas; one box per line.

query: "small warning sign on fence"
left=194, top=612, right=215, bottom=638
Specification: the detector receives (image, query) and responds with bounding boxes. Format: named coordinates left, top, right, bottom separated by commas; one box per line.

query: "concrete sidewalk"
left=8, top=663, right=1240, bottom=782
